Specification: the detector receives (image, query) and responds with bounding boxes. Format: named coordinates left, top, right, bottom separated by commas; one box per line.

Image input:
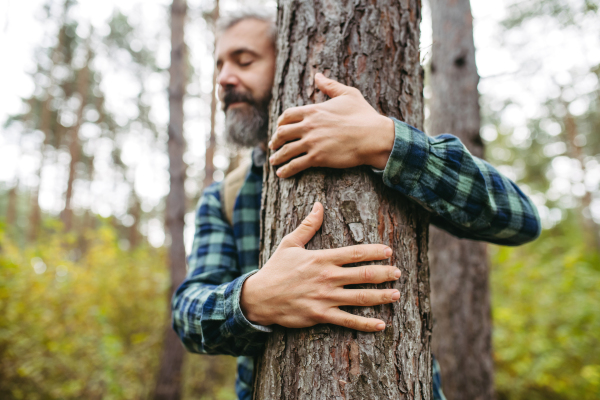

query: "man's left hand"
left=268, top=73, right=395, bottom=178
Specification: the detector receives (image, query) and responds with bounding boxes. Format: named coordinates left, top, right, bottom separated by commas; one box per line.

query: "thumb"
left=315, top=73, right=351, bottom=98
left=286, top=202, right=323, bottom=247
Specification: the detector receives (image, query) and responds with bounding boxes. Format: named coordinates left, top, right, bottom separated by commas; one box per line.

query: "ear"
left=315, top=73, right=352, bottom=98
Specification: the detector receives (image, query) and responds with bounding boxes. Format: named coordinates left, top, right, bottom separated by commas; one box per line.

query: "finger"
left=336, top=264, right=401, bottom=285
left=330, top=288, right=400, bottom=307
left=277, top=105, right=311, bottom=127
left=269, top=140, right=309, bottom=166
left=315, top=73, right=354, bottom=98
left=285, top=202, right=323, bottom=247
left=276, top=154, right=313, bottom=178
left=269, top=123, right=306, bottom=151
left=325, top=308, right=386, bottom=332
left=322, top=244, right=392, bottom=265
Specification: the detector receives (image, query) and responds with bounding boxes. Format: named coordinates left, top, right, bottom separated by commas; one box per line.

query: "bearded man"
left=172, top=10, right=540, bottom=400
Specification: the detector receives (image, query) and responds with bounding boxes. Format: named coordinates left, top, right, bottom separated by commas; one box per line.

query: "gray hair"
left=216, top=8, right=277, bottom=46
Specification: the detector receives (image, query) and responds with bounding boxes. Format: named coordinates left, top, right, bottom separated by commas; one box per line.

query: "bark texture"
left=153, top=0, right=187, bottom=398
left=429, top=1, right=494, bottom=399
left=254, top=1, right=431, bottom=399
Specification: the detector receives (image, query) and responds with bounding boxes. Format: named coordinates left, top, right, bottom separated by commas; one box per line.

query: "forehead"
left=216, top=19, right=273, bottom=60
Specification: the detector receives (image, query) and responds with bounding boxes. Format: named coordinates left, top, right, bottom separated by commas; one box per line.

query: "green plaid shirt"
left=173, top=119, right=541, bottom=400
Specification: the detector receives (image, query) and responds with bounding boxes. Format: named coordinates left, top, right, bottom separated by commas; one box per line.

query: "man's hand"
left=268, top=73, right=395, bottom=178
left=240, top=202, right=401, bottom=332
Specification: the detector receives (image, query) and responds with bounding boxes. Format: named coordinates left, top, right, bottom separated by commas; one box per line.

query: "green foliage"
left=503, top=0, right=599, bottom=29
left=491, top=217, right=600, bottom=399
left=0, top=222, right=168, bottom=399
left=0, top=218, right=238, bottom=400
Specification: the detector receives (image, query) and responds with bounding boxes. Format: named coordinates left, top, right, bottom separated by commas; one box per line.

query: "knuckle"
left=361, top=266, right=374, bottom=282
left=317, top=268, right=334, bottom=283
left=363, top=320, right=372, bottom=331
left=311, top=252, right=323, bottom=264
left=356, top=291, right=369, bottom=305
left=343, top=316, right=356, bottom=329
left=311, top=150, right=323, bottom=165
left=352, top=247, right=365, bottom=262
left=305, top=136, right=319, bottom=150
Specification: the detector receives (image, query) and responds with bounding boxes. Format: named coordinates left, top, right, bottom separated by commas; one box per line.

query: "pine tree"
left=428, top=0, right=494, bottom=398
left=253, top=0, right=431, bottom=398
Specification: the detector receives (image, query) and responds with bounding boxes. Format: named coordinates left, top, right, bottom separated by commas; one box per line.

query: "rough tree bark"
left=153, top=0, right=187, bottom=398
left=253, top=1, right=432, bottom=399
left=428, top=1, right=494, bottom=399
left=203, top=0, right=219, bottom=190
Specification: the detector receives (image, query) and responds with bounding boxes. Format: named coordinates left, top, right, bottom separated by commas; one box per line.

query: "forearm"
left=172, top=270, right=269, bottom=356
left=382, top=119, right=541, bottom=245
left=172, top=186, right=270, bottom=357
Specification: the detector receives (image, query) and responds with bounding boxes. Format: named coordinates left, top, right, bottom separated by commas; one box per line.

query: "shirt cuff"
left=382, top=118, right=431, bottom=195
left=224, top=270, right=272, bottom=335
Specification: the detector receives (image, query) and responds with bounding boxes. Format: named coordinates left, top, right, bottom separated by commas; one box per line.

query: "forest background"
left=0, top=0, right=599, bottom=399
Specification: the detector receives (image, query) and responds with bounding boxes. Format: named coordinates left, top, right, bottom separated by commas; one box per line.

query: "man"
left=173, top=10, right=540, bottom=400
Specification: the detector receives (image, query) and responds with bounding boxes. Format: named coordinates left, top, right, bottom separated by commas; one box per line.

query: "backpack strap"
left=220, top=159, right=252, bottom=227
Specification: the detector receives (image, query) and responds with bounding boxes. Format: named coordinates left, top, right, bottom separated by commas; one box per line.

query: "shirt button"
left=391, top=176, right=401, bottom=185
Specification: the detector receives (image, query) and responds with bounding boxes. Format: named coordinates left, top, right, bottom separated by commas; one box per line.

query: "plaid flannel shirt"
left=172, top=119, right=541, bottom=400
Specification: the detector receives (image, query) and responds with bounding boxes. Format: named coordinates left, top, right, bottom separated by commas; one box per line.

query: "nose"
left=217, top=62, right=240, bottom=89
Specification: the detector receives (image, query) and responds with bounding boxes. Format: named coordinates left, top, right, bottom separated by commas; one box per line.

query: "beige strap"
left=220, top=159, right=252, bottom=226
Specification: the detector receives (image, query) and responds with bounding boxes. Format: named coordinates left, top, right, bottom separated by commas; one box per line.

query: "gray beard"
left=224, top=104, right=269, bottom=148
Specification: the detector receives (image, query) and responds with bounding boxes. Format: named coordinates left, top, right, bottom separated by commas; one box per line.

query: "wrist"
left=367, top=116, right=395, bottom=170
left=240, top=272, right=271, bottom=326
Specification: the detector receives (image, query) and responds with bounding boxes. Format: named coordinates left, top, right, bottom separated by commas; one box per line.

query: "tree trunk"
left=203, top=0, right=219, bottom=190
left=254, top=1, right=431, bottom=399
left=29, top=94, right=52, bottom=241
left=6, top=181, right=18, bottom=227
left=62, top=50, right=91, bottom=231
left=563, top=100, right=600, bottom=251
left=153, top=0, right=187, bottom=399
left=428, top=1, right=494, bottom=399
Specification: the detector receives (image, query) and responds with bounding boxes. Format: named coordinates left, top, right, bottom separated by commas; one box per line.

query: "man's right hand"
left=240, top=202, right=401, bottom=332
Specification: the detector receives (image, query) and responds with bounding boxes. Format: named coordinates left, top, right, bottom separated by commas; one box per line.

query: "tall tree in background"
left=153, top=0, right=187, bottom=398
left=253, top=0, right=431, bottom=398
left=62, top=46, right=91, bottom=231
left=203, top=0, right=219, bottom=190
left=428, top=0, right=494, bottom=399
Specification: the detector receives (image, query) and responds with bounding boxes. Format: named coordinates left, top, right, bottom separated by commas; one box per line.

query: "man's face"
left=216, top=19, right=276, bottom=147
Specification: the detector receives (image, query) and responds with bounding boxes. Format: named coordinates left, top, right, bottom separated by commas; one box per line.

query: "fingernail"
left=269, top=155, right=274, bottom=163
left=315, top=72, right=323, bottom=80
left=376, top=323, right=386, bottom=331
left=391, top=291, right=400, bottom=301
left=312, top=203, right=318, bottom=214
left=268, top=140, right=272, bottom=148
left=384, top=247, right=392, bottom=257
left=394, top=269, right=401, bottom=278
left=276, top=169, right=282, bottom=177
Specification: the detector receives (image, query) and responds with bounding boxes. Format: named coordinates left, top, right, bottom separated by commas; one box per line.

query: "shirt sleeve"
left=381, top=118, right=541, bottom=246
left=171, top=183, right=271, bottom=357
